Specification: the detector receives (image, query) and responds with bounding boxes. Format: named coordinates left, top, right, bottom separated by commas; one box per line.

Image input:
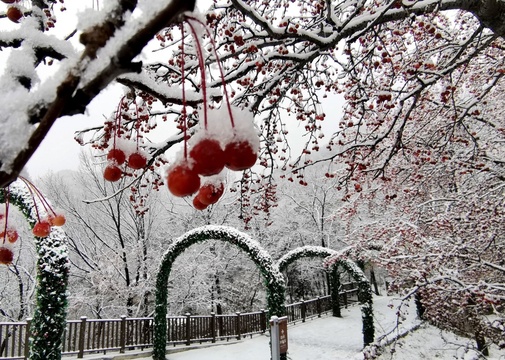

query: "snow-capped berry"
left=32, top=221, right=51, bottom=238
left=224, top=140, right=258, bottom=171
left=197, top=182, right=224, bottom=205
left=167, top=164, right=201, bottom=197
left=190, top=138, right=225, bottom=176
left=5, top=229, right=18, bottom=243
left=107, top=148, right=126, bottom=165
left=128, top=152, right=147, bottom=170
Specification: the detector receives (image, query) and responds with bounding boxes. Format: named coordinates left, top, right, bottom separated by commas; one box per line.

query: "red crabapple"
left=167, top=164, right=201, bottom=197
left=224, top=140, right=258, bottom=171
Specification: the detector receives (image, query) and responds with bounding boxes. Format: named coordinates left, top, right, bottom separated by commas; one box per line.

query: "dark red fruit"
left=103, top=165, right=122, bottom=182
left=32, top=221, right=51, bottom=238
left=192, top=196, right=208, bottom=210
left=128, top=152, right=147, bottom=170
left=0, top=247, right=14, bottom=265
left=107, top=149, right=126, bottom=165
left=224, top=140, right=258, bottom=171
left=197, top=182, right=224, bottom=205
left=167, top=164, right=201, bottom=197
left=190, top=138, right=225, bottom=176
left=1, top=0, right=18, bottom=4
left=7, top=6, right=23, bottom=23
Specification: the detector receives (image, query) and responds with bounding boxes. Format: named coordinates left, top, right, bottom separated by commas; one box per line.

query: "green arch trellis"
left=0, top=180, right=69, bottom=360
left=277, top=245, right=339, bottom=313
left=278, top=245, right=374, bottom=347
left=327, top=255, right=375, bottom=346
left=153, top=225, right=286, bottom=360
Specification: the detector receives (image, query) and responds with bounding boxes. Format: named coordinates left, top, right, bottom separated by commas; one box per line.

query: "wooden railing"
left=0, top=284, right=358, bottom=359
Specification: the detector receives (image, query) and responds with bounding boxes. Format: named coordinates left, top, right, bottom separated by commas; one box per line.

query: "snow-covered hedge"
left=153, top=225, right=286, bottom=360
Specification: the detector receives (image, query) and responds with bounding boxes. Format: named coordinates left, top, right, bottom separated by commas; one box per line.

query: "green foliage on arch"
left=0, top=181, right=69, bottom=360
left=277, top=246, right=342, bottom=316
left=328, top=257, right=375, bottom=347
left=153, top=225, right=286, bottom=360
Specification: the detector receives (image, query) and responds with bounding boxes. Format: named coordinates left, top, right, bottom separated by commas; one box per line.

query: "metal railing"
left=0, top=284, right=358, bottom=359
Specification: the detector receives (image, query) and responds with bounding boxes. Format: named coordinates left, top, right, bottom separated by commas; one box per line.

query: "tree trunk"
left=414, top=292, right=425, bottom=320
left=330, top=268, right=341, bottom=317
left=370, top=267, right=380, bottom=296
left=475, top=329, right=489, bottom=356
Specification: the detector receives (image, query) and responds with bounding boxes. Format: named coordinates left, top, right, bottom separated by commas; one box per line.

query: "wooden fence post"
left=210, top=313, right=216, bottom=343
left=301, top=301, right=306, bottom=323
left=343, top=291, right=348, bottom=308
left=317, top=297, right=322, bottom=317
left=235, top=312, right=241, bottom=340
left=119, top=315, right=127, bottom=353
left=260, top=310, right=266, bottom=333
left=77, top=316, right=87, bottom=359
left=24, top=318, right=32, bottom=360
left=185, top=313, right=191, bottom=346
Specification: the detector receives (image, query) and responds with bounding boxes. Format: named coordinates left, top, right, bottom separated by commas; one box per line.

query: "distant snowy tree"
left=38, top=151, right=265, bottom=317
left=337, top=129, right=505, bottom=350
left=39, top=154, right=169, bottom=318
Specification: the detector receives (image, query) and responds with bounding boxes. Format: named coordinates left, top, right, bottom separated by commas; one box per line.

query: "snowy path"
left=160, top=296, right=418, bottom=360
left=111, top=296, right=504, bottom=360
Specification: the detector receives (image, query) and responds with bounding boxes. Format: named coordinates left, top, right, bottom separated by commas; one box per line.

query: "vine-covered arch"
left=277, top=246, right=340, bottom=316
left=278, top=246, right=374, bottom=347
left=326, top=256, right=374, bottom=347
left=153, top=225, right=286, bottom=360
left=0, top=180, right=69, bottom=360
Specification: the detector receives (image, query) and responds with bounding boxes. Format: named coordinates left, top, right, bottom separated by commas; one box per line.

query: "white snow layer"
left=124, top=296, right=505, bottom=360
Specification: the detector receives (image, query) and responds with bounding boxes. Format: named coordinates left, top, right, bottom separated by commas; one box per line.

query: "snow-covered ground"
left=108, top=296, right=505, bottom=360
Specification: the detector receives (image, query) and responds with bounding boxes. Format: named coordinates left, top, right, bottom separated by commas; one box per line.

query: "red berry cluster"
left=0, top=179, right=66, bottom=265
left=104, top=148, right=147, bottom=182
left=167, top=133, right=258, bottom=210
left=103, top=96, right=148, bottom=182
left=166, top=18, right=259, bottom=211
left=20, top=177, right=66, bottom=239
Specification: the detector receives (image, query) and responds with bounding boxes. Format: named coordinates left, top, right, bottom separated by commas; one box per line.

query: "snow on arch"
left=277, top=245, right=338, bottom=272
left=153, top=225, right=286, bottom=360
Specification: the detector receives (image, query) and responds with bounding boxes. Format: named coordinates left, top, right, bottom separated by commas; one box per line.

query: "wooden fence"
left=0, top=284, right=358, bottom=359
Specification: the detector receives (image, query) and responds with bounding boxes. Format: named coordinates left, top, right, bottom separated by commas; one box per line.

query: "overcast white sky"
left=25, top=85, right=120, bottom=180
left=22, top=2, right=117, bottom=180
